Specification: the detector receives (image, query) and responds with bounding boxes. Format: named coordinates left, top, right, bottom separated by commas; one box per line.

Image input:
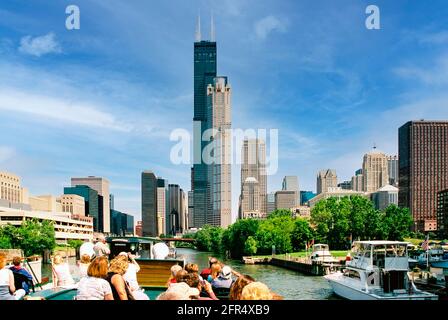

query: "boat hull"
left=325, top=273, right=438, bottom=300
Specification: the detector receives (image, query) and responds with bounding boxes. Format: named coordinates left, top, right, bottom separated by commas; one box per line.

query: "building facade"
left=111, top=210, right=134, bottom=236
left=239, top=139, right=267, bottom=219
left=156, top=178, right=167, bottom=236
left=64, top=185, right=100, bottom=232
left=316, top=169, right=338, bottom=194
left=300, top=191, right=317, bottom=206
left=371, top=185, right=398, bottom=211
left=275, top=190, right=297, bottom=211
left=387, top=155, right=399, bottom=187
left=399, top=121, right=448, bottom=231
left=282, top=176, right=300, bottom=205
left=207, top=76, right=232, bottom=228
left=71, top=176, right=110, bottom=233
left=309, top=188, right=367, bottom=208
left=362, top=149, right=389, bottom=193
left=135, top=221, right=143, bottom=237
left=192, top=29, right=218, bottom=229
left=59, top=194, right=85, bottom=216
left=0, top=172, right=28, bottom=204
left=437, top=189, right=448, bottom=239
left=267, top=192, right=276, bottom=215
left=141, top=171, right=158, bottom=237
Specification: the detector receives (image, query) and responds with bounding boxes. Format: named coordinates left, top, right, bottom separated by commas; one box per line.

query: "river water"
left=42, top=248, right=338, bottom=300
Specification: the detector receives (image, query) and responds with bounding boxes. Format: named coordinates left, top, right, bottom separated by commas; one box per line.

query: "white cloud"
left=394, top=54, right=448, bottom=86
left=0, top=87, right=131, bottom=132
left=18, top=33, right=61, bottom=57
left=254, top=15, right=287, bottom=40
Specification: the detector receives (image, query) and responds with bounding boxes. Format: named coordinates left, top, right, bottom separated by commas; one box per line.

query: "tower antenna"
left=195, top=12, right=202, bottom=42
left=210, top=11, right=215, bottom=42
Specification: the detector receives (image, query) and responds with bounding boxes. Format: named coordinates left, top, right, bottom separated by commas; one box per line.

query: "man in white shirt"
left=93, top=234, right=110, bottom=258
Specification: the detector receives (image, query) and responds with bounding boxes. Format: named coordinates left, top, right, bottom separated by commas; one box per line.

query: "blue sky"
left=1, top=0, right=448, bottom=222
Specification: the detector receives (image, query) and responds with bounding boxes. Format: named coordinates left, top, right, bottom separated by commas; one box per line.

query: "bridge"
left=160, top=238, right=196, bottom=243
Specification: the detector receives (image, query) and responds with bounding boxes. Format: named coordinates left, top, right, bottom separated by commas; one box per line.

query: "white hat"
left=165, top=282, right=200, bottom=299
left=220, top=266, right=232, bottom=279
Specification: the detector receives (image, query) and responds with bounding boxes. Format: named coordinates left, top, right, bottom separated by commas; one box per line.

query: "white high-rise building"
left=362, top=148, right=389, bottom=193
left=240, top=139, right=267, bottom=219
left=282, top=176, right=299, bottom=206
left=207, top=76, right=232, bottom=228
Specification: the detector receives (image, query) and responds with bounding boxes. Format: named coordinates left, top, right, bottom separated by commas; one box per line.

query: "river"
left=42, top=248, right=338, bottom=300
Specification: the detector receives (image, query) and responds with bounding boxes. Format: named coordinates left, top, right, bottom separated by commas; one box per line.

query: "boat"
left=310, top=244, right=340, bottom=263
left=28, top=236, right=185, bottom=300
left=417, top=248, right=448, bottom=267
left=324, top=241, right=438, bottom=300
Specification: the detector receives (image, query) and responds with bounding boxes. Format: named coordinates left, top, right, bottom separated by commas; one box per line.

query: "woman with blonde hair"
left=77, top=254, right=91, bottom=278
left=106, top=256, right=134, bottom=300
left=0, top=253, right=26, bottom=300
left=240, top=281, right=273, bottom=300
left=167, top=264, right=183, bottom=286
left=207, top=263, right=222, bottom=283
left=52, top=254, right=75, bottom=288
left=76, top=256, right=113, bottom=300
left=229, top=274, right=255, bottom=300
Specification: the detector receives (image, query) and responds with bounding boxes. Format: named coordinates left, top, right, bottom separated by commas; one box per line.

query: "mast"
left=195, top=13, right=202, bottom=42
left=210, top=12, right=215, bottom=42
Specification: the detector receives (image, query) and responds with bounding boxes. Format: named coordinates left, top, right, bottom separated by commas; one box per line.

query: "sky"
left=1, top=0, right=448, bottom=222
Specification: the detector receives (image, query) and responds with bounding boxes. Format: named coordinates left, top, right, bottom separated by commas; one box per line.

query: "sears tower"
left=192, top=15, right=217, bottom=228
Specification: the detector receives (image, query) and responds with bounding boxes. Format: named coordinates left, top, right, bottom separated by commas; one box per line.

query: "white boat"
left=324, top=241, right=438, bottom=300
left=417, top=248, right=447, bottom=267
left=310, top=244, right=339, bottom=263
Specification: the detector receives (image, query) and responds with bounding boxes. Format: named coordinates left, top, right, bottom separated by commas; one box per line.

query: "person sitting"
left=0, top=253, right=26, bottom=300
left=240, top=282, right=273, bottom=300
left=9, top=256, right=34, bottom=295
left=117, top=253, right=148, bottom=300
left=183, top=272, right=218, bottom=300
left=76, top=256, right=113, bottom=300
left=200, top=257, right=218, bottom=279
left=152, top=242, right=169, bottom=259
left=93, top=234, right=110, bottom=258
left=207, top=263, right=222, bottom=283
left=167, top=264, right=183, bottom=286
left=77, top=254, right=91, bottom=278
left=175, top=269, right=188, bottom=283
left=229, top=274, right=255, bottom=300
left=157, top=282, right=200, bottom=300
left=107, top=256, right=135, bottom=300
left=211, top=265, right=233, bottom=289
left=52, top=254, right=75, bottom=288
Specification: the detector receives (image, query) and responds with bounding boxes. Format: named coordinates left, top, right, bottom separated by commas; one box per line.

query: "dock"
left=242, top=255, right=344, bottom=276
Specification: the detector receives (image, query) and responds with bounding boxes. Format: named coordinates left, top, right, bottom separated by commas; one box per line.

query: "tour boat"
left=324, top=241, right=438, bottom=300
left=28, top=236, right=185, bottom=300
left=417, top=248, right=448, bottom=267
left=310, top=244, right=340, bottom=263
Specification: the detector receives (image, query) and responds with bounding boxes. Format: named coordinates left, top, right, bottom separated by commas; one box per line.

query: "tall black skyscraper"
left=141, top=171, right=158, bottom=236
left=192, top=16, right=217, bottom=228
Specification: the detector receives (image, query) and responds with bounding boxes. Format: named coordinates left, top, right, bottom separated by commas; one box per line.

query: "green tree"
left=222, top=219, right=260, bottom=259
left=194, top=225, right=213, bottom=251
left=384, top=205, right=413, bottom=240
left=291, top=218, right=314, bottom=251
left=18, top=219, right=56, bottom=257
left=0, top=236, right=11, bottom=249
left=255, top=216, right=294, bottom=254
left=68, top=239, right=84, bottom=250
left=244, top=236, right=258, bottom=255
left=268, top=209, right=292, bottom=219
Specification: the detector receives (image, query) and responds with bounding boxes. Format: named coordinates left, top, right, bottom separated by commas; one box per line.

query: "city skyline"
left=1, top=1, right=448, bottom=221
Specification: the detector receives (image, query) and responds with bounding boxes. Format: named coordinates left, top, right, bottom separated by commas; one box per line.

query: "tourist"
left=9, top=256, right=34, bottom=295
left=207, top=263, right=222, bottom=283
left=157, top=282, right=200, bottom=300
left=211, top=265, right=233, bottom=289
left=52, top=254, right=75, bottom=288
left=200, top=257, right=218, bottom=279
left=167, top=264, right=183, bottom=286
left=107, top=256, right=135, bottom=300
left=0, top=253, right=26, bottom=300
left=77, top=254, right=91, bottom=278
left=93, top=234, right=110, bottom=258
left=240, top=281, right=273, bottom=300
left=75, top=256, right=113, bottom=300
left=185, top=263, right=199, bottom=274
left=182, top=272, right=218, bottom=300
left=229, top=274, right=255, bottom=300
left=175, top=269, right=188, bottom=283
left=152, top=242, right=169, bottom=259
left=117, top=252, right=148, bottom=300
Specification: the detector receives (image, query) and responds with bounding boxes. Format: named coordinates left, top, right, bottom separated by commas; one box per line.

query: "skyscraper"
left=71, top=176, right=110, bottom=233
left=399, top=120, right=448, bottom=231
left=239, top=139, right=267, bottom=219
left=168, top=184, right=183, bottom=235
left=141, top=171, right=158, bottom=237
left=192, top=17, right=218, bottom=229
left=282, top=176, right=299, bottom=205
left=362, top=148, right=389, bottom=193
left=64, top=185, right=99, bottom=231
left=387, top=155, right=399, bottom=186
left=207, top=76, right=232, bottom=227
left=316, top=170, right=337, bottom=194
left=156, top=178, right=168, bottom=236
